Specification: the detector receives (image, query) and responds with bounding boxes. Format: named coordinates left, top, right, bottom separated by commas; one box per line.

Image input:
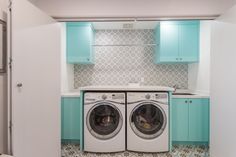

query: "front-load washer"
left=127, top=92, right=169, bottom=152
left=84, top=92, right=126, bottom=152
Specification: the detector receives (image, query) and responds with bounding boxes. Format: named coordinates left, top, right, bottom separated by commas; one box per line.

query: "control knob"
left=145, top=94, right=151, bottom=99
left=102, top=94, right=107, bottom=100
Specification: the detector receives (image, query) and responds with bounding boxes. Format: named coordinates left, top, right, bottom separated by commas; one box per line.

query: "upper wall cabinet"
left=155, top=21, right=200, bottom=63
left=66, top=22, right=94, bottom=64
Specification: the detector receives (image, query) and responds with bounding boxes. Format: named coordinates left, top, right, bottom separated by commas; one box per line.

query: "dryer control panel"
left=84, top=92, right=125, bottom=104
left=127, top=92, right=169, bottom=104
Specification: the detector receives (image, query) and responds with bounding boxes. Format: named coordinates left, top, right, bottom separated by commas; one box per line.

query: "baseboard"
left=61, top=139, right=80, bottom=144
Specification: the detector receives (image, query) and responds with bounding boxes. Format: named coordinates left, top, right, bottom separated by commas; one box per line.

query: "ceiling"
left=29, top=0, right=236, bottom=20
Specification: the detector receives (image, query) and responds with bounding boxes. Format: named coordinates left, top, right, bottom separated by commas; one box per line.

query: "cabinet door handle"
left=189, top=100, right=192, bottom=103
left=185, top=100, right=188, bottom=103
left=17, top=83, right=23, bottom=87
left=176, top=58, right=179, bottom=60
left=87, top=58, right=90, bottom=61
left=180, top=58, right=182, bottom=60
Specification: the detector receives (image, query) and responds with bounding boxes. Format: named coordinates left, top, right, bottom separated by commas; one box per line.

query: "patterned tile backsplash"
left=74, top=29, right=188, bottom=89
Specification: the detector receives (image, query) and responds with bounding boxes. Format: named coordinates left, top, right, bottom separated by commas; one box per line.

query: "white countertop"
left=61, top=87, right=210, bottom=99
left=172, top=94, right=209, bottom=99
left=172, top=89, right=210, bottom=98
left=61, top=92, right=80, bottom=97
left=61, top=86, right=174, bottom=97
left=61, top=89, right=81, bottom=97
left=79, top=85, right=175, bottom=92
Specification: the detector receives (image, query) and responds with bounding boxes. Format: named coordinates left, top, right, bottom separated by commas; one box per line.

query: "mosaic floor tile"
left=61, top=144, right=209, bottom=157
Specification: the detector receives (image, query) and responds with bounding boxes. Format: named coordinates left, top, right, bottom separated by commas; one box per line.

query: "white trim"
left=53, top=15, right=219, bottom=22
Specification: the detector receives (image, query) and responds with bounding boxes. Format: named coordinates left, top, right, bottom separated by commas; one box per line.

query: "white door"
left=210, top=5, right=236, bottom=157
left=11, top=0, right=61, bottom=157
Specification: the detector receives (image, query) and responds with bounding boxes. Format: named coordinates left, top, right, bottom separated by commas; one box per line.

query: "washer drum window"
left=130, top=103, right=167, bottom=139
left=87, top=103, right=123, bottom=140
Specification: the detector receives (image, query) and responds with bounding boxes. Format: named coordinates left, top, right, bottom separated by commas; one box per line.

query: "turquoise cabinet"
left=189, top=99, right=209, bottom=142
left=61, top=97, right=80, bottom=142
left=155, top=23, right=179, bottom=62
left=172, top=98, right=209, bottom=143
left=155, top=21, right=200, bottom=63
left=179, top=24, right=199, bottom=62
left=172, top=99, right=189, bottom=141
left=66, top=22, right=94, bottom=64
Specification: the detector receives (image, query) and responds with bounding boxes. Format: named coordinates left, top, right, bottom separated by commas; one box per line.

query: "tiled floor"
left=61, top=144, right=209, bottom=157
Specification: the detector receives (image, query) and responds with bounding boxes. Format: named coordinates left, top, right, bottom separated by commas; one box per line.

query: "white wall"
left=0, top=0, right=8, bottom=154
left=217, top=5, right=236, bottom=23
left=188, top=21, right=211, bottom=94
left=32, top=0, right=235, bottom=18
left=210, top=5, right=236, bottom=157
left=0, top=0, right=7, bottom=12
left=60, top=22, right=74, bottom=92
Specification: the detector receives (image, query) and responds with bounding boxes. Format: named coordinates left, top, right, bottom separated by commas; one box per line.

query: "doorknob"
left=16, top=83, right=23, bottom=87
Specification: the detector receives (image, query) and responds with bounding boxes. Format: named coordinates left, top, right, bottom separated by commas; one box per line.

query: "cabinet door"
left=172, top=98, right=189, bottom=141
left=66, top=22, right=94, bottom=64
left=179, top=22, right=200, bottom=62
left=159, top=22, right=179, bottom=62
left=189, top=99, right=209, bottom=142
left=61, top=97, right=80, bottom=141
left=11, top=0, right=61, bottom=156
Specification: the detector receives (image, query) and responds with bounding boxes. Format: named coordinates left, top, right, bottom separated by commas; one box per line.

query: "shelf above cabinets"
left=93, top=44, right=157, bottom=47
left=155, top=21, right=200, bottom=63
left=66, top=22, right=94, bottom=64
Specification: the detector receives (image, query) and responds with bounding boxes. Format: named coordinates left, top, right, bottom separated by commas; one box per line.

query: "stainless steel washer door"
left=87, top=103, right=123, bottom=140
left=130, top=102, right=167, bottom=139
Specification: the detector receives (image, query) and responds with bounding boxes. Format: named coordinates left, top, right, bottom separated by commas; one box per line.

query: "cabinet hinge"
left=9, top=120, right=13, bottom=133
left=9, top=58, right=12, bottom=69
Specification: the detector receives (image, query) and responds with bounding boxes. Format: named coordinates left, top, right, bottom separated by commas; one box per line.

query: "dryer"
left=84, top=92, right=126, bottom=152
left=127, top=92, right=169, bottom=152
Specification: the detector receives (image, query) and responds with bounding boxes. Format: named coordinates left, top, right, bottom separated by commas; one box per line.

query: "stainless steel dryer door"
left=87, top=102, right=123, bottom=140
left=130, top=102, right=167, bottom=139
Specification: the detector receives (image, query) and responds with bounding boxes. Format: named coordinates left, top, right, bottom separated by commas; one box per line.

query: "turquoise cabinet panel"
left=172, top=99, right=189, bottom=141
left=179, top=23, right=199, bottom=62
left=158, top=23, right=179, bottom=62
left=189, top=99, right=209, bottom=142
left=61, top=97, right=80, bottom=141
left=66, top=22, right=94, bottom=64
left=172, top=98, right=209, bottom=143
left=155, top=21, right=200, bottom=63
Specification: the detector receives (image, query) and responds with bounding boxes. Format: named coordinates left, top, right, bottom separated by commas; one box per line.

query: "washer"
left=84, top=92, right=126, bottom=152
left=127, top=92, right=169, bottom=152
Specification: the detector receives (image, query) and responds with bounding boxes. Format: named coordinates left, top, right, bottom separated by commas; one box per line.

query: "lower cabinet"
left=172, top=98, right=209, bottom=143
left=61, top=97, right=80, bottom=142
left=172, top=99, right=189, bottom=141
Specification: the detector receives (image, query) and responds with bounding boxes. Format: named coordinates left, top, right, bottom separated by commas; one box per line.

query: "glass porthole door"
left=130, top=103, right=167, bottom=139
left=87, top=103, right=123, bottom=140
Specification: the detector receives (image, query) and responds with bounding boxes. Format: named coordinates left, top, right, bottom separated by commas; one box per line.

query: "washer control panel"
left=84, top=92, right=125, bottom=104
left=155, top=93, right=168, bottom=99
left=127, top=92, right=169, bottom=104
